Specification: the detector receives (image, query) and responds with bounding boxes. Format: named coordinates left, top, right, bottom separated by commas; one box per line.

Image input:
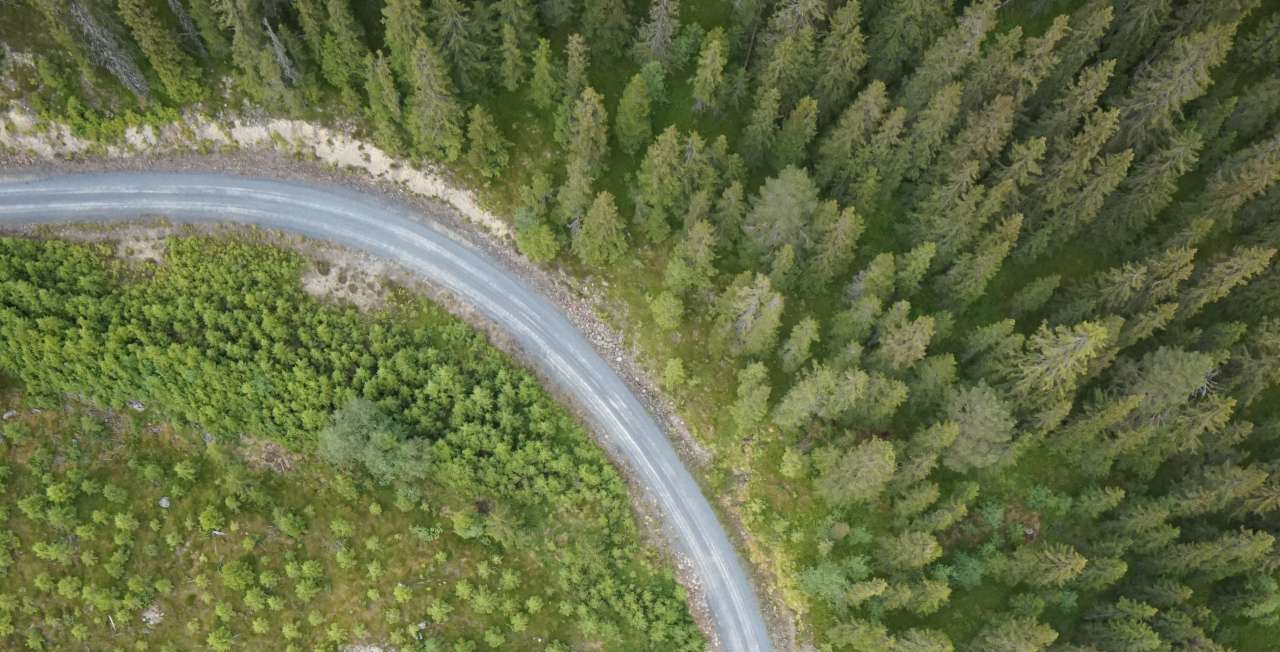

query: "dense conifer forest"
left=2, top=0, right=1280, bottom=650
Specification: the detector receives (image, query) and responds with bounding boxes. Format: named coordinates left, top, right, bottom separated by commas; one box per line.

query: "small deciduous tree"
left=318, top=399, right=430, bottom=485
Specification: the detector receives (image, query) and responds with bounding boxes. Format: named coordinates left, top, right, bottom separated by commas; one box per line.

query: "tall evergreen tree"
left=529, top=38, right=558, bottom=110
left=405, top=35, right=465, bottom=161
left=632, top=0, right=680, bottom=66
left=573, top=191, right=627, bottom=267
left=581, top=0, right=631, bottom=58
left=691, top=27, right=727, bottom=113
left=381, top=0, right=428, bottom=83
left=712, top=272, right=785, bottom=358
left=318, top=0, right=369, bottom=109
left=1113, top=24, right=1238, bottom=153
left=616, top=74, right=652, bottom=156
left=498, top=23, right=525, bottom=92
left=118, top=0, right=203, bottom=103
left=864, top=0, right=954, bottom=83
left=898, top=0, right=997, bottom=113
left=742, top=86, right=782, bottom=169
left=773, top=97, right=818, bottom=171
left=429, top=0, right=488, bottom=94
left=365, top=52, right=406, bottom=153
left=465, top=105, right=511, bottom=179
left=813, top=0, right=867, bottom=118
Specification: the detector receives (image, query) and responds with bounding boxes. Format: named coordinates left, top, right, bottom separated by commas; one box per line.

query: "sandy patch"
left=299, top=257, right=389, bottom=311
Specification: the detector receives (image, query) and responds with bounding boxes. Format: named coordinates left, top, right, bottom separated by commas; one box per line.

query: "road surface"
left=0, top=172, right=772, bottom=652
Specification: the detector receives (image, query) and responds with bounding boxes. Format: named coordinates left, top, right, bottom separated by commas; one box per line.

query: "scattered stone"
left=2, top=410, right=15, bottom=420
left=158, top=496, right=171, bottom=509
left=127, top=400, right=146, bottom=411
left=141, top=604, right=164, bottom=627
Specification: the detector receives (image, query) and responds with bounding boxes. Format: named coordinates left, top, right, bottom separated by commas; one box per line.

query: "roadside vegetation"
left=3, top=0, right=1280, bottom=651
left=0, top=235, right=703, bottom=651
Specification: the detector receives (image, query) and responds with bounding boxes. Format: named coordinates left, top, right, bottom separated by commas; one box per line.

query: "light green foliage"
left=616, top=74, right=653, bottom=157
left=0, top=238, right=702, bottom=650
left=117, top=0, right=203, bottom=103
left=815, top=438, right=897, bottom=506
left=317, top=399, right=430, bottom=486
left=529, top=38, right=557, bottom=110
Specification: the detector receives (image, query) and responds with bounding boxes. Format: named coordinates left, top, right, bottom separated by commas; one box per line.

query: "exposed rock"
left=158, top=496, right=171, bottom=509
left=2, top=410, right=16, bottom=420
left=141, top=603, right=164, bottom=627
left=127, top=400, right=145, bottom=411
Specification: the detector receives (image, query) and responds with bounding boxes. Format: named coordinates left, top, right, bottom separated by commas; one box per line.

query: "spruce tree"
left=780, top=317, right=820, bottom=374
left=772, top=97, right=818, bottom=171
left=712, top=273, right=785, bottom=358
left=1114, top=24, right=1237, bottom=153
left=581, top=0, right=631, bottom=57
left=318, top=0, right=369, bottom=109
left=1027, top=0, right=1113, bottom=115
left=1095, top=127, right=1202, bottom=246
left=663, top=220, right=718, bottom=297
left=185, top=0, right=230, bottom=59
left=1010, top=320, right=1110, bottom=400
left=429, top=0, right=487, bottom=94
left=691, top=27, right=727, bottom=113
left=615, top=74, right=652, bottom=156
left=529, top=38, right=557, bottom=110
left=118, top=0, right=203, bottom=102
left=810, top=204, right=865, bottom=290
left=465, top=105, right=511, bottom=179
left=381, top=0, right=428, bottom=82
left=573, top=191, right=627, bottom=267
left=886, top=82, right=962, bottom=195
left=364, top=52, right=406, bottom=154
left=731, top=362, right=772, bottom=434
left=633, top=126, right=683, bottom=242
left=742, top=85, right=781, bottom=169
left=563, top=34, right=591, bottom=106
left=565, top=87, right=610, bottom=172
left=405, top=35, right=464, bottom=162
left=499, top=23, right=525, bottom=92
left=633, top=0, right=681, bottom=66
left=815, top=80, right=889, bottom=194
left=897, top=0, right=997, bottom=113
left=864, top=0, right=953, bottom=83
left=758, top=25, right=817, bottom=110
left=1178, top=246, right=1277, bottom=320
left=1029, top=60, right=1117, bottom=145
left=813, top=0, right=867, bottom=118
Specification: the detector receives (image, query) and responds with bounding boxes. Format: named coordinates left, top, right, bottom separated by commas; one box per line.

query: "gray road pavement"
left=0, top=172, right=771, bottom=652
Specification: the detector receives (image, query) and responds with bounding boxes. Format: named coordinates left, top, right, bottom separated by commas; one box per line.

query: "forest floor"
left=0, top=157, right=796, bottom=651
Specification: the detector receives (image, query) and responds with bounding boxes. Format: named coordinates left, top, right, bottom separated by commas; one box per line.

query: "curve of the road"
left=0, top=171, right=771, bottom=652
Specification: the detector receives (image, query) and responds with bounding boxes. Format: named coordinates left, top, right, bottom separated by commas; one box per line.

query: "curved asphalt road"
left=0, top=172, right=770, bottom=652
